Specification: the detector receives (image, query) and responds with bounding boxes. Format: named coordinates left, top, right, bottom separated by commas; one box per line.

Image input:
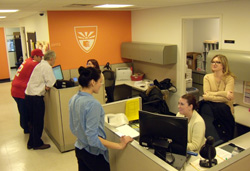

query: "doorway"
left=27, top=32, right=37, bottom=57
left=182, top=16, right=221, bottom=98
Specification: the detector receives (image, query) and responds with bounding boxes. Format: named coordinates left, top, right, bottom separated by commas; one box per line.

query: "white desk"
left=115, top=79, right=153, bottom=92
left=104, top=99, right=250, bottom=171
left=185, top=132, right=250, bottom=171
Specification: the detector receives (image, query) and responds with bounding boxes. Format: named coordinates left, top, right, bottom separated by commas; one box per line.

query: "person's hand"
left=119, top=136, right=133, bottom=149
left=45, top=86, right=50, bottom=91
left=227, top=91, right=234, bottom=100
left=203, top=94, right=208, bottom=99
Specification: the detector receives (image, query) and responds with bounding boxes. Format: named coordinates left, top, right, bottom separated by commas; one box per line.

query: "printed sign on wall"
left=74, top=26, right=97, bottom=53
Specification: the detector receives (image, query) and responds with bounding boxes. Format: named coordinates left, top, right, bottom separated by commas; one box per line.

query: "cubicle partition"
left=44, top=83, right=105, bottom=152
left=102, top=97, right=178, bottom=171
left=102, top=97, right=250, bottom=171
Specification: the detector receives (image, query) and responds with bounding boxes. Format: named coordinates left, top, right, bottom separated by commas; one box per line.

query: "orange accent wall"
left=0, top=28, right=9, bottom=79
left=47, top=11, right=131, bottom=70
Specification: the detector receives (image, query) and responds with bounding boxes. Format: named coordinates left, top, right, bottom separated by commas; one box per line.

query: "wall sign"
left=74, top=26, right=98, bottom=53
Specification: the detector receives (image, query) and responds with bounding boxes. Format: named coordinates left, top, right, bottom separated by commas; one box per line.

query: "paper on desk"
left=125, top=98, right=140, bottom=121
left=216, top=147, right=232, bottom=160
left=190, top=155, right=224, bottom=171
left=115, top=124, right=139, bottom=138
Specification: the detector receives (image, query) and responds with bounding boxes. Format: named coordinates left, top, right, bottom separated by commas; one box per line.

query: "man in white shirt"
left=25, top=50, right=57, bottom=150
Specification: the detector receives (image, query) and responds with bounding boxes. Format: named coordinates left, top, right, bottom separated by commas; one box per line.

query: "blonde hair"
left=211, top=54, right=235, bottom=78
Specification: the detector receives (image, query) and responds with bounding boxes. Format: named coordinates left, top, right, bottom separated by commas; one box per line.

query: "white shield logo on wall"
left=74, top=26, right=97, bottom=53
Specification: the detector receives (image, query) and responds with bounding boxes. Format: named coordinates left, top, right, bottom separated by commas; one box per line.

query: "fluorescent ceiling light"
left=94, top=4, right=133, bottom=8
left=0, top=9, right=19, bottom=13
left=0, top=16, right=6, bottom=18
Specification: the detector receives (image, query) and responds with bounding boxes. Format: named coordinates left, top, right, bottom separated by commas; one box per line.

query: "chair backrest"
left=102, top=70, right=115, bottom=103
left=198, top=101, right=235, bottom=146
left=199, top=103, right=224, bottom=146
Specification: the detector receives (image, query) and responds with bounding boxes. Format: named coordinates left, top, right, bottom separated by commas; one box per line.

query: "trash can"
left=186, top=87, right=199, bottom=102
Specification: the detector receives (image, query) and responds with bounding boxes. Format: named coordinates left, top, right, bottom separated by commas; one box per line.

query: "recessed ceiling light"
left=0, top=9, right=19, bottom=13
left=94, top=4, right=133, bottom=8
left=0, top=16, right=6, bottom=18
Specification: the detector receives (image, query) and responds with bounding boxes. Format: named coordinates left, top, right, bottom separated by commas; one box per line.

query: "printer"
left=116, top=67, right=132, bottom=81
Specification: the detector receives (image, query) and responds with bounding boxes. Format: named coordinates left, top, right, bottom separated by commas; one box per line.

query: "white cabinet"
left=121, top=42, right=177, bottom=65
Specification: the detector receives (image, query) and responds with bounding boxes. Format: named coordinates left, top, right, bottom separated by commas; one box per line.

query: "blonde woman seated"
left=176, top=94, right=206, bottom=152
left=203, top=54, right=235, bottom=115
left=200, top=54, right=235, bottom=142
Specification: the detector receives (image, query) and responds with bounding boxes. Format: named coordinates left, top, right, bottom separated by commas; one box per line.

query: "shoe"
left=27, top=145, right=33, bottom=149
left=33, top=144, right=51, bottom=150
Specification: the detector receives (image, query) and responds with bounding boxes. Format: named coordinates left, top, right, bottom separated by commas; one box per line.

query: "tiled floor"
left=0, top=82, right=77, bottom=171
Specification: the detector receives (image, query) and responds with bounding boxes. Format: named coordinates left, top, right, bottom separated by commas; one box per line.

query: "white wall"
left=131, top=0, right=250, bottom=112
left=1, top=12, right=49, bottom=42
left=186, top=20, right=194, bottom=52
left=193, top=18, right=220, bottom=52
left=19, top=12, right=49, bottom=42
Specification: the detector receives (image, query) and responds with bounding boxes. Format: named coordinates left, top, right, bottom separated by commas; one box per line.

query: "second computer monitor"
left=52, top=65, right=64, bottom=80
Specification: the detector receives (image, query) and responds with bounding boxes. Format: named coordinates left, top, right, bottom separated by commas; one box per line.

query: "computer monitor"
left=139, top=110, right=188, bottom=157
left=52, top=65, right=64, bottom=80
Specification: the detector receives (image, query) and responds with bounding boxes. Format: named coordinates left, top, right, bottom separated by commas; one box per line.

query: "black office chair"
left=102, top=70, right=115, bottom=103
left=198, top=101, right=235, bottom=147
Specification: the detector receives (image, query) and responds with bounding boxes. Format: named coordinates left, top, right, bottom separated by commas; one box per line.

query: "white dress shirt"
left=25, top=60, right=56, bottom=96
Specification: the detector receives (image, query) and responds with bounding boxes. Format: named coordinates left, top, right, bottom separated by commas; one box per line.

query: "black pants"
left=13, top=97, right=29, bottom=132
left=75, top=147, right=110, bottom=171
left=25, top=95, right=45, bottom=148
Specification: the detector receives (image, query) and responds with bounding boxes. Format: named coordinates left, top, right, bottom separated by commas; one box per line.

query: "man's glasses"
left=211, top=61, right=221, bottom=65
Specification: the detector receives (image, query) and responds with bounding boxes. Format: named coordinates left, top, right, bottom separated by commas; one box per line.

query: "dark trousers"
left=13, top=97, right=29, bottom=132
left=75, top=147, right=110, bottom=171
left=25, top=95, right=45, bottom=148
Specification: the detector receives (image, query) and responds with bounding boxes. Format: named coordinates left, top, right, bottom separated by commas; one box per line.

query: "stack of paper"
left=115, top=124, right=139, bottom=138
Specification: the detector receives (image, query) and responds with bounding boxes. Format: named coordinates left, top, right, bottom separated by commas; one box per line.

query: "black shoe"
left=33, top=144, right=51, bottom=150
left=27, top=145, right=33, bottom=149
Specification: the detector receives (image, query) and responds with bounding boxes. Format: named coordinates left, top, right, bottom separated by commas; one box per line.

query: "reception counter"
left=44, top=90, right=250, bottom=170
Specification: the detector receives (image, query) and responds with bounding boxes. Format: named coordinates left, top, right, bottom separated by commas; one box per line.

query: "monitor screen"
left=52, top=65, right=64, bottom=80
left=139, top=110, right=188, bottom=156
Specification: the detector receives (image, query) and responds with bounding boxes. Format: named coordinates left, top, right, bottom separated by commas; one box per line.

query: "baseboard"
left=0, top=78, right=11, bottom=83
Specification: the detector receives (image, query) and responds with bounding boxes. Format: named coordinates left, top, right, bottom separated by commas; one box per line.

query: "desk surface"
left=185, top=131, right=250, bottom=170
left=115, top=79, right=153, bottom=91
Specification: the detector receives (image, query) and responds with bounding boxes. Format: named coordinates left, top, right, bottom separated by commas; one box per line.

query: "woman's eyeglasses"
left=211, top=61, right=221, bottom=65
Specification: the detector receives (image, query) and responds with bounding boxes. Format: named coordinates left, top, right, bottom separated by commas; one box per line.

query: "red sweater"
left=11, top=57, right=39, bottom=99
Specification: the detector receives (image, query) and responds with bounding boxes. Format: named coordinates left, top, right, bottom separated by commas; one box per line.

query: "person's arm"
left=203, top=75, right=233, bottom=102
left=43, top=65, right=56, bottom=90
left=85, top=103, right=133, bottom=151
left=98, top=136, right=133, bottom=150
left=206, top=76, right=234, bottom=97
left=187, top=120, right=206, bottom=152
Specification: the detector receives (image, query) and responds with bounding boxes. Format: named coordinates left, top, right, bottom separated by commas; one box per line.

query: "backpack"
left=140, top=86, right=170, bottom=115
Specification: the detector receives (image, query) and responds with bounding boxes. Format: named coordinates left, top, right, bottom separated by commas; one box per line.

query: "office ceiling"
left=0, top=0, right=233, bottom=23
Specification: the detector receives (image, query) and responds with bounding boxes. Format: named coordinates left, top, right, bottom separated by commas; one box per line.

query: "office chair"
left=102, top=70, right=115, bottom=103
left=198, top=101, right=235, bottom=147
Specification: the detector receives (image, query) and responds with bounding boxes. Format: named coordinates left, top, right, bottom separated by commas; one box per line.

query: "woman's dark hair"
left=78, top=66, right=101, bottom=87
left=181, top=94, right=197, bottom=110
left=87, top=59, right=100, bottom=70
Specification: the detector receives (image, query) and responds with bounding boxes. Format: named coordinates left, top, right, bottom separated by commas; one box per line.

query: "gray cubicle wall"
left=102, top=97, right=178, bottom=171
